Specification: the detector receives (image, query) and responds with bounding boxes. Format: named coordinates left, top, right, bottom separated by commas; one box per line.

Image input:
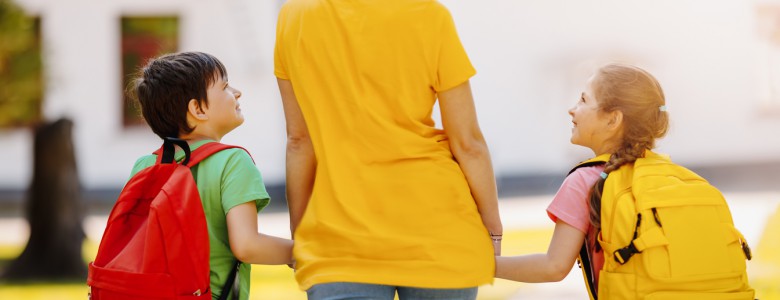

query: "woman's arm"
left=277, top=78, right=316, bottom=235
left=438, top=80, right=503, bottom=255
left=226, top=202, right=294, bottom=265
left=495, top=221, right=585, bottom=282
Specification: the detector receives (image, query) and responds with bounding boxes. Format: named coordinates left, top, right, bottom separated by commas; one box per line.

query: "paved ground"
left=1, top=191, right=777, bottom=299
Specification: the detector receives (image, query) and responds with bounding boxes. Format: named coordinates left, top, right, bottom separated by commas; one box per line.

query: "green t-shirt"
left=129, top=140, right=269, bottom=300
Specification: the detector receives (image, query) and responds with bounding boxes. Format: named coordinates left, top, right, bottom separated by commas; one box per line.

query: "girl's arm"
left=495, top=220, right=585, bottom=282
left=277, top=78, right=316, bottom=235
left=226, top=202, right=294, bottom=265
left=438, top=80, right=503, bottom=255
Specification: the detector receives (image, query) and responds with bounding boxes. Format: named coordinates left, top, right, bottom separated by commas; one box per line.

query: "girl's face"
left=568, top=76, right=620, bottom=155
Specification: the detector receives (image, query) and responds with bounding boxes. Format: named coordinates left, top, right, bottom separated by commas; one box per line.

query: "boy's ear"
left=188, top=99, right=208, bottom=121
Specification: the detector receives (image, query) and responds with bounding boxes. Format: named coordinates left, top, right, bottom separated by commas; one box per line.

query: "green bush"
left=0, top=0, right=43, bottom=128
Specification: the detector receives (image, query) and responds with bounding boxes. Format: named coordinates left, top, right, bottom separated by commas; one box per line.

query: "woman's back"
left=275, top=0, right=494, bottom=290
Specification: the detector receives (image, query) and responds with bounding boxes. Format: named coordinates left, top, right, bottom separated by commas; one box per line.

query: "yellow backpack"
left=574, top=150, right=755, bottom=300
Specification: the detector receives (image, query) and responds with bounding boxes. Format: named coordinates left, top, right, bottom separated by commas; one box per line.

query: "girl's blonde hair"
left=588, top=63, right=669, bottom=237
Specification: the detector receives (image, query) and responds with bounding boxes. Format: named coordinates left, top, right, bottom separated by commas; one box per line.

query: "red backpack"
left=88, top=138, right=245, bottom=300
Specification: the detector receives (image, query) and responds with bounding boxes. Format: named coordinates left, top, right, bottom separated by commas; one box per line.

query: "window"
left=121, top=16, right=179, bottom=125
left=0, top=1, right=42, bottom=128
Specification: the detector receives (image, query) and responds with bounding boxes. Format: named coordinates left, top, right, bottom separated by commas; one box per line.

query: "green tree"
left=0, top=0, right=86, bottom=282
left=0, top=0, right=43, bottom=127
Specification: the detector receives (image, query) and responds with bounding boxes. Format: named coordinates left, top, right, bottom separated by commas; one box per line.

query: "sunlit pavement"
left=0, top=192, right=777, bottom=299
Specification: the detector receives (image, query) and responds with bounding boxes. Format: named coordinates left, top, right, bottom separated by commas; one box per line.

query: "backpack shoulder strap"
left=578, top=246, right=598, bottom=300
left=153, top=137, right=192, bottom=165
left=569, top=153, right=610, bottom=300
left=218, top=261, right=241, bottom=300
left=151, top=142, right=253, bottom=167
left=185, top=142, right=253, bottom=167
left=568, top=154, right=611, bottom=175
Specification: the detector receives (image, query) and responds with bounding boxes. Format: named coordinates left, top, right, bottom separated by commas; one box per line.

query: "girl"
left=495, top=63, right=668, bottom=290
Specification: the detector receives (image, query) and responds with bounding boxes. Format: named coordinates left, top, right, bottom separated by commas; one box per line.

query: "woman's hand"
left=491, top=232, right=502, bottom=256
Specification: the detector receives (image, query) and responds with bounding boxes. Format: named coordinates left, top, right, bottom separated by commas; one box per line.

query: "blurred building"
left=1, top=0, right=779, bottom=205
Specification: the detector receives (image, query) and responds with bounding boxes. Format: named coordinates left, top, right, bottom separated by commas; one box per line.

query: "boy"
left=128, top=51, right=293, bottom=300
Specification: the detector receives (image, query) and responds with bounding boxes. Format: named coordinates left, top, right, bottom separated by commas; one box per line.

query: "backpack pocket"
left=644, top=290, right=755, bottom=300
left=637, top=190, right=741, bottom=279
left=644, top=206, right=729, bottom=278
left=635, top=205, right=752, bottom=292
left=88, top=262, right=175, bottom=298
left=88, top=262, right=211, bottom=299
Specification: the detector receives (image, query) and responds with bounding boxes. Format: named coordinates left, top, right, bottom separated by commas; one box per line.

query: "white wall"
left=0, top=0, right=287, bottom=190
left=1, top=0, right=779, bottom=190
left=442, top=0, right=780, bottom=175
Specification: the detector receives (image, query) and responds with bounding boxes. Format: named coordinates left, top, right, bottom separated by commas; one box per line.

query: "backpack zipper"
left=651, top=207, right=662, bottom=227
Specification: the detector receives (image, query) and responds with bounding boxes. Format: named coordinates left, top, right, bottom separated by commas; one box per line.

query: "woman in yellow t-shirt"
left=274, top=1, right=502, bottom=299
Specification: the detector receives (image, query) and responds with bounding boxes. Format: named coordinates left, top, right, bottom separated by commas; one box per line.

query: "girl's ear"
left=607, top=110, right=623, bottom=131
left=188, top=99, right=208, bottom=121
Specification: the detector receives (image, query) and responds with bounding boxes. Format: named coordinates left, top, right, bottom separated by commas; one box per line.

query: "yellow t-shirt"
left=275, top=0, right=493, bottom=290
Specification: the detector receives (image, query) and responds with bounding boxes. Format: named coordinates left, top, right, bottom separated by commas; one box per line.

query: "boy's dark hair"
left=129, top=51, right=227, bottom=139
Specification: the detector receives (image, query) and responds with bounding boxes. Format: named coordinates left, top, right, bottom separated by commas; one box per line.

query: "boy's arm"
left=438, top=80, right=503, bottom=255
left=226, top=202, right=293, bottom=265
left=494, top=221, right=585, bottom=282
left=277, top=78, right=316, bottom=235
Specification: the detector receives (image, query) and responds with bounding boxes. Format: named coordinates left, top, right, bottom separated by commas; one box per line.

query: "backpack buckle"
left=741, top=241, right=752, bottom=260
left=613, top=242, right=641, bottom=264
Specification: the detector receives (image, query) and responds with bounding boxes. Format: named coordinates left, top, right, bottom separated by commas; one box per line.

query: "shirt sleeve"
left=128, top=155, right=157, bottom=179
left=220, top=149, right=271, bottom=214
left=433, top=3, right=476, bottom=92
left=274, top=3, right=290, bottom=80
left=546, top=166, right=604, bottom=234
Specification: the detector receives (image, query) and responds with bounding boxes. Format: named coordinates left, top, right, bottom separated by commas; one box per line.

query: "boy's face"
left=204, top=75, right=244, bottom=136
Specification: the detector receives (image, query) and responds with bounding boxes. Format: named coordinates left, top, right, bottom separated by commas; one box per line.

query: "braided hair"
left=587, top=64, right=669, bottom=239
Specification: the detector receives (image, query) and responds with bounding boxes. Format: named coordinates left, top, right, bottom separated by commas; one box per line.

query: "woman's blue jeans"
left=307, top=282, right=478, bottom=300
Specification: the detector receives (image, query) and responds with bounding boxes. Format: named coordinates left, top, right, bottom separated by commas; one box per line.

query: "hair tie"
left=659, top=105, right=667, bottom=112
left=600, top=172, right=608, bottom=179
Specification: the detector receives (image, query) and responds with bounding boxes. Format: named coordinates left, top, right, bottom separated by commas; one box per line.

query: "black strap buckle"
left=741, top=241, right=752, bottom=261
left=161, top=137, right=191, bottom=165
left=613, top=242, right=640, bottom=265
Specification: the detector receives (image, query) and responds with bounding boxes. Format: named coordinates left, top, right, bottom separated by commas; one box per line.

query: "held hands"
left=287, top=258, right=296, bottom=270
left=490, top=232, right=502, bottom=256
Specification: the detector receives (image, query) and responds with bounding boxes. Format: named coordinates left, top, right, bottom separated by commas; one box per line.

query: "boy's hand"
left=287, top=258, right=296, bottom=270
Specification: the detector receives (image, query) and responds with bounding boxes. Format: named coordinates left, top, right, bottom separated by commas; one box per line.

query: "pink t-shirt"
left=546, top=165, right=605, bottom=288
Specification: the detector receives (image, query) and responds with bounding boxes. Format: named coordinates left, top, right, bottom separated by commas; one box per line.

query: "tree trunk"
left=2, top=118, right=86, bottom=281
